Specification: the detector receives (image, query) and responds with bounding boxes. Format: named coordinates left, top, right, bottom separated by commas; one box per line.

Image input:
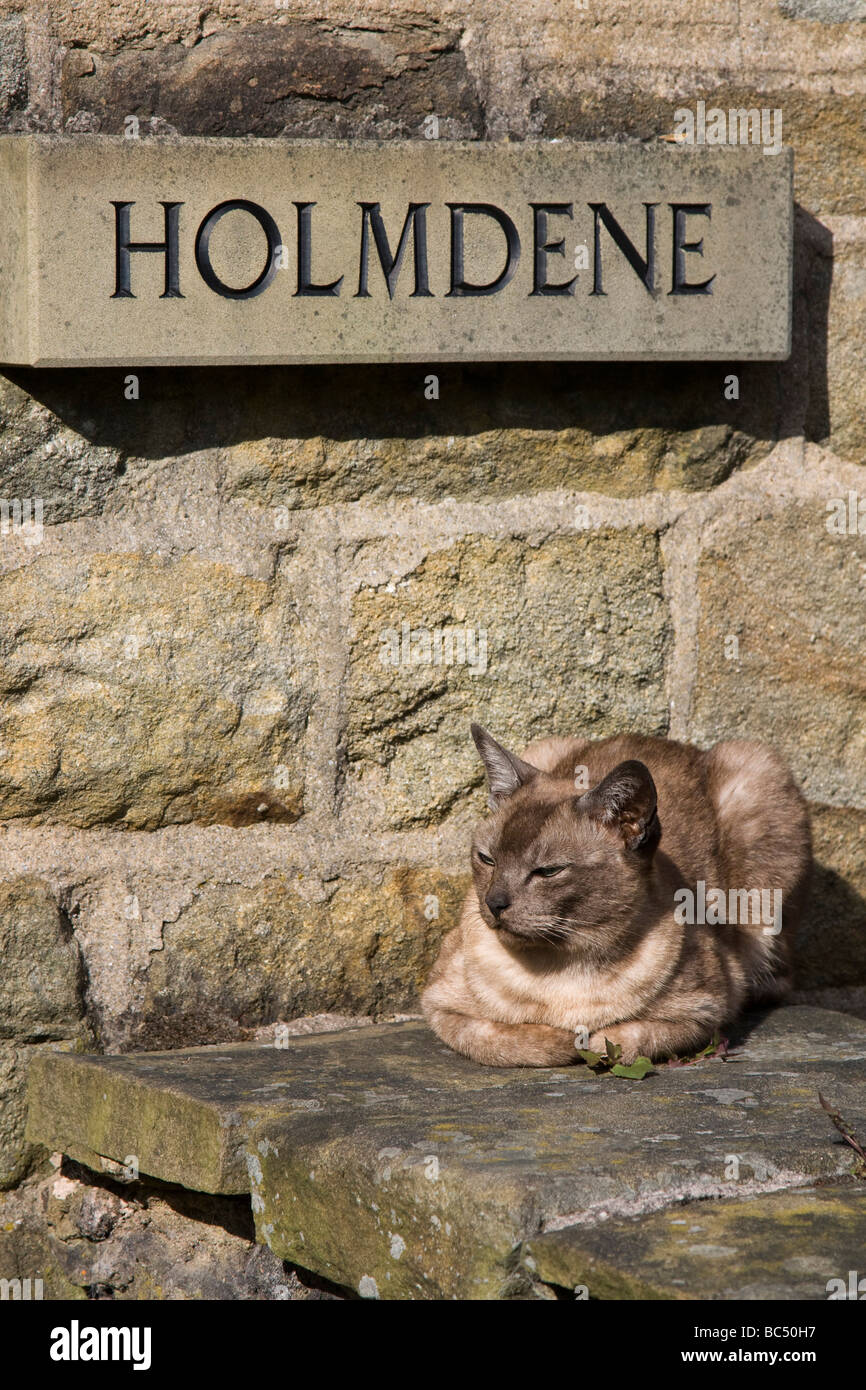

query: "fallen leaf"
left=577, top=1048, right=604, bottom=1070
left=611, top=1057, right=656, bottom=1080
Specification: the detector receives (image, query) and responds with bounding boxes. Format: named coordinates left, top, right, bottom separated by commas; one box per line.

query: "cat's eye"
left=533, top=865, right=568, bottom=878
left=476, top=850, right=495, bottom=866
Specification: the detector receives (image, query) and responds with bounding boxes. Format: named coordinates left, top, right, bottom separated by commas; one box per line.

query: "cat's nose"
left=485, top=889, right=511, bottom=921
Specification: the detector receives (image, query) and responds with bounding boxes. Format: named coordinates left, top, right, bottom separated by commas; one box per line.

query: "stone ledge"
left=25, top=1007, right=866, bottom=1298
left=522, top=1186, right=866, bottom=1300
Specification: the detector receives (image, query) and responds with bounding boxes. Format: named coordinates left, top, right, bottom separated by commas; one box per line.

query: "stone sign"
left=0, top=136, right=792, bottom=365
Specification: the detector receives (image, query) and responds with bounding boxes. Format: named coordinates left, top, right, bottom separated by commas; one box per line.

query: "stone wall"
left=0, top=0, right=864, bottom=1194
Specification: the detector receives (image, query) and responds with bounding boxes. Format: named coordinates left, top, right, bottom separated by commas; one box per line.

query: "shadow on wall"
left=798, top=864, right=866, bottom=992
left=1, top=210, right=831, bottom=520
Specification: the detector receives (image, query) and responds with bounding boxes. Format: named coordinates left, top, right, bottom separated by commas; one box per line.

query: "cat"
left=421, top=723, right=812, bottom=1066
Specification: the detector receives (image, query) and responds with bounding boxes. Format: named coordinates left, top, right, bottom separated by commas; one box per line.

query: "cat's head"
left=469, top=723, right=661, bottom=950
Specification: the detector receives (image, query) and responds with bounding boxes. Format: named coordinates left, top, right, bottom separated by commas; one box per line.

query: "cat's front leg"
left=426, top=1007, right=579, bottom=1067
left=588, top=1017, right=717, bottom=1065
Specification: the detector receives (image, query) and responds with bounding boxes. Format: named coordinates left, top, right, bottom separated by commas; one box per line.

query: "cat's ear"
left=582, top=759, right=660, bottom=854
left=471, top=723, right=539, bottom=809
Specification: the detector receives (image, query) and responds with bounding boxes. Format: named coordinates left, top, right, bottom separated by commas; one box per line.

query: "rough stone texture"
left=345, top=529, right=670, bottom=829
left=536, top=89, right=866, bottom=222
left=0, top=1159, right=345, bottom=1299
left=0, top=1043, right=57, bottom=1190
left=0, top=17, right=26, bottom=126
left=0, top=374, right=128, bottom=526
left=690, top=502, right=866, bottom=808
left=23, top=1007, right=866, bottom=1298
left=522, top=1186, right=866, bottom=1299
left=780, top=1, right=866, bottom=20
left=116, top=869, right=463, bottom=1050
left=34, top=16, right=866, bottom=223
left=0, top=549, right=311, bottom=828
left=0, top=877, right=91, bottom=1188
left=221, top=378, right=771, bottom=507
left=60, top=21, right=484, bottom=140
left=0, top=877, right=85, bottom=1041
left=824, top=223, right=866, bottom=461
left=798, top=806, right=866, bottom=988
left=2, top=365, right=782, bottom=524
left=794, top=984, right=866, bottom=1018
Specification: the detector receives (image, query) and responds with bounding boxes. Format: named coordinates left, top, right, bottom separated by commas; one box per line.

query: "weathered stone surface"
left=0, top=373, right=128, bottom=525
left=0, top=877, right=90, bottom=1188
left=0, top=17, right=26, bottom=128
left=538, top=89, right=866, bottom=219
left=248, top=1008, right=866, bottom=1298
left=824, top=225, right=866, bottom=462
left=0, top=551, right=310, bottom=828
left=523, top=1186, right=866, bottom=1299
left=119, top=869, right=463, bottom=1050
left=224, top=393, right=768, bottom=508
left=1, top=1041, right=89, bottom=1191
left=780, top=0, right=866, bottom=20
left=25, top=1008, right=866, bottom=1298
left=690, top=502, right=866, bottom=808
left=0, top=1186, right=87, bottom=1300
left=798, top=805, right=866, bottom=988
left=0, top=1160, right=344, bottom=1300
left=345, top=529, right=670, bottom=829
left=0, top=358, right=781, bottom=530
left=793, top=984, right=866, bottom=1019
left=0, top=877, right=85, bottom=1042
left=0, top=136, right=793, bottom=364
left=61, top=22, right=482, bottom=141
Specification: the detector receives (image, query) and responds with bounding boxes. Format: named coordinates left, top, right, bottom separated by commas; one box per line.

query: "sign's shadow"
left=2, top=207, right=830, bottom=516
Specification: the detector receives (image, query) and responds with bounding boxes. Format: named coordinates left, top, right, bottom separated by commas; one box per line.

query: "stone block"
left=690, top=502, right=866, bottom=807
left=0, top=551, right=310, bottom=828
left=24, top=1008, right=866, bottom=1296
left=346, top=529, right=670, bottom=829
left=0, top=136, right=792, bottom=364
left=523, top=1187, right=866, bottom=1299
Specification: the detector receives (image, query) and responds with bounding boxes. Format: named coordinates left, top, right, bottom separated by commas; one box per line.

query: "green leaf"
left=611, top=1057, right=656, bottom=1080
left=577, top=1048, right=604, bottom=1069
left=604, top=1038, right=623, bottom=1062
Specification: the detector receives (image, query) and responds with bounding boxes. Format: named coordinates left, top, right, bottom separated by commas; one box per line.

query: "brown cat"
left=422, top=724, right=812, bottom=1066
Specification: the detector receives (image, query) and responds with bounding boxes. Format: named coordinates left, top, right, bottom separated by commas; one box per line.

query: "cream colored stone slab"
left=0, top=136, right=792, bottom=364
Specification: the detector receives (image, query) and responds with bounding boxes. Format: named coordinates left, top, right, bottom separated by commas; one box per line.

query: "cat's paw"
left=587, top=1022, right=649, bottom=1066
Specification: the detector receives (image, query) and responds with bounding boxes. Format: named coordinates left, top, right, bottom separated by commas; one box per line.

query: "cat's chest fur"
left=462, top=903, right=680, bottom=1032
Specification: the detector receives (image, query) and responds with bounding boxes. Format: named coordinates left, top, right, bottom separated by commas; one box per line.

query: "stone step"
left=522, top=1187, right=866, bottom=1300
left=25, top=1005, right=866, bottom=1300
